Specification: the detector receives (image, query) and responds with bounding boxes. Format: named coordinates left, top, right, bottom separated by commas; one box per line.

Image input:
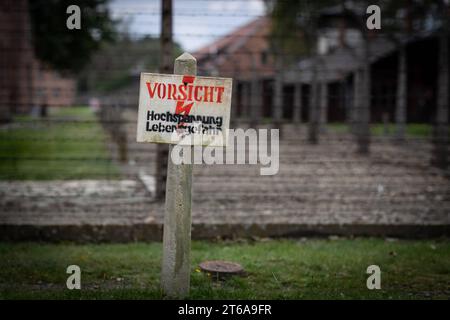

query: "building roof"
left=194, top=17, right=275, bottom=80
left=284, top=36, right=396, bottom=83
left=284, top=29, right=439, bottom=84
left=195, top=17, right=267, bottom=59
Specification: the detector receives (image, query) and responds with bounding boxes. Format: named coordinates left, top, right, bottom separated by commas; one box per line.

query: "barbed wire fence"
left=0, top=3, right=449, bottom=240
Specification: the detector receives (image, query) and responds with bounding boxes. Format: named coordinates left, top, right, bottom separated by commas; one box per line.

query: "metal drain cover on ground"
left=199, top=260, right=244, bottom=278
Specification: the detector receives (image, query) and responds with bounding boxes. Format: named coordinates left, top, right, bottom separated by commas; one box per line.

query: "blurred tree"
left=269, top=0, right=340, bottom=63
left=28, top=0, right=117, bottom=73
left=268, top=0, right=340, bottom=144
left=269, top=0, right=440, bottom=76
left=78, top=36, right=183, bottom=93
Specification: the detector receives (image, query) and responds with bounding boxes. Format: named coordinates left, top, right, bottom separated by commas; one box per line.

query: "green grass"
left=0, top=106, right=120, bottom=180
left=327, top=123, right=349, bottom=133
left=370, top=123, right=434, bottom=138
left=0, top=239, right=449, bottom=299
left=327, top=123, right=450, bottom=138
left=328, top=123, right=449, bottom=138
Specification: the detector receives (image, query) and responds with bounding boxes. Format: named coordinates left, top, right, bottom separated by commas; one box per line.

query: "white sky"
left=109, top=0, right=266, bottom=51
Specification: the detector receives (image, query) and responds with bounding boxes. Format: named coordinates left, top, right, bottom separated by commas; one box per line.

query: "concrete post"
left=345, top=78, right=353, bottom=127
left=395, top=46, right=407, bottom=141
left=308, top=56, right=320, bottom=144
left=273, top=73, right=283, bottom=122
left=273, top=68, right=284, bottom=138
left=293, top=83, right=302, bottom=124
left=161, top=52, right=196, bottom=298
left=319, top=82, right=328, bottom=131
left=351, top=70, right=361, bottom=135
left=242, top=82, right=250, bottom=122
left=156, top=0, right=173, bottom=200
left=356, top=37, right=371, bottom=155
left=250, top=78, right=261, bottom=127
left=433, top=32, right=449, bottom=169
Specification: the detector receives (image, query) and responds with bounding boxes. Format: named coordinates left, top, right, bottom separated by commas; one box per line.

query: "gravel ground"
left=1, top=113, right=449, bottom=231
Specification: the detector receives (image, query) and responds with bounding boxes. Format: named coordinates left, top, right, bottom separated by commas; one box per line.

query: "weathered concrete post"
left=293, top=83, right=302, bottom=124
left=116, top=106, right=128, bottom=163
left=395, top=46, right=407, bottom=141
left=155, top=0, right=173, bottom=200
left=308, top=56, right=320, bottom=144
left=249, top=57, right=261, bottom=128
left=351, top=70, right=361, bottom=135
left=432, top=31, right=449, bottom=169
left=345, top=78, right=353, bottom=128
left=273, top=68, right=284, bottom=137
left=356, top=36, right=371, bottom=155
left=250, top=78, right=261, bottom=128
left=242, top=82, right=251, bottom=124
left=161, top=52, right=196, bottom=298
left=319, top=82, right=328, bottom=132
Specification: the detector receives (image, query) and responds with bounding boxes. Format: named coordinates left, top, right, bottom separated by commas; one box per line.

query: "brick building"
left=31, top=58, right=77, bottom=109
left=194, top=17, right=276, bottom=120
left=0, top=0, right=76, bottom=122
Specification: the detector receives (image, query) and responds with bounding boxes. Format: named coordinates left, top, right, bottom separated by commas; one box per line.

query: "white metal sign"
left=137, top=73, right=232, bottom=146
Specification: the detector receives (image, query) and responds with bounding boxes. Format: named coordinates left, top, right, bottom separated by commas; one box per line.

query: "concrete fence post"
left=161, top=52, right=196, bottom=298
left=293, top=82, right=302, bottom=124
left=273, top=68, right=284, bottom=137
left=308, top=56, right=320, bottom=144
left=356, top=36, right=371, bottom=155
left=155, top=0, right=173, bottom=200
left=395, top=45, right=407, bottom=141
left=432, top=32, right=449, bottom=169
left=250, top=78, right=261, bottom=127
left=116, top=106, right=128, bottom=163
left=319, top=82, right=328, bottom=132
left=351, top=70, right=361, bottom=135
left=242, top=82, right=250, bottom=123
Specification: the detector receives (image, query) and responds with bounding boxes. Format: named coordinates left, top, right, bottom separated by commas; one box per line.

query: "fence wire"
left=0, top=1, right=449, bottom=238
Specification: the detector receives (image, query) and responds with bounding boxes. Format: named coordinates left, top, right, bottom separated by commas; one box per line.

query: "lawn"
left=0, top=106, right=120, bottom=180
left=328, top=123, right=449, bottom=138
left=0, top=239, right=449, bottom=299
left=370, top=123, right=435, bottom=137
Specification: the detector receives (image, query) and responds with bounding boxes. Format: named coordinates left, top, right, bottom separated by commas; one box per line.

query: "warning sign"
left=136, top=73, right=232, bottom=146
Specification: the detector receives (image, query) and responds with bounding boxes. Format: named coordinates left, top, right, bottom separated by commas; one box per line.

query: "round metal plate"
left=199, top=260, right=244, bottom=278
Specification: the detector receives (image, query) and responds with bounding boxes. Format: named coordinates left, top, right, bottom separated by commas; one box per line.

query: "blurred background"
left=0, top=0, right=449, bottom=241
